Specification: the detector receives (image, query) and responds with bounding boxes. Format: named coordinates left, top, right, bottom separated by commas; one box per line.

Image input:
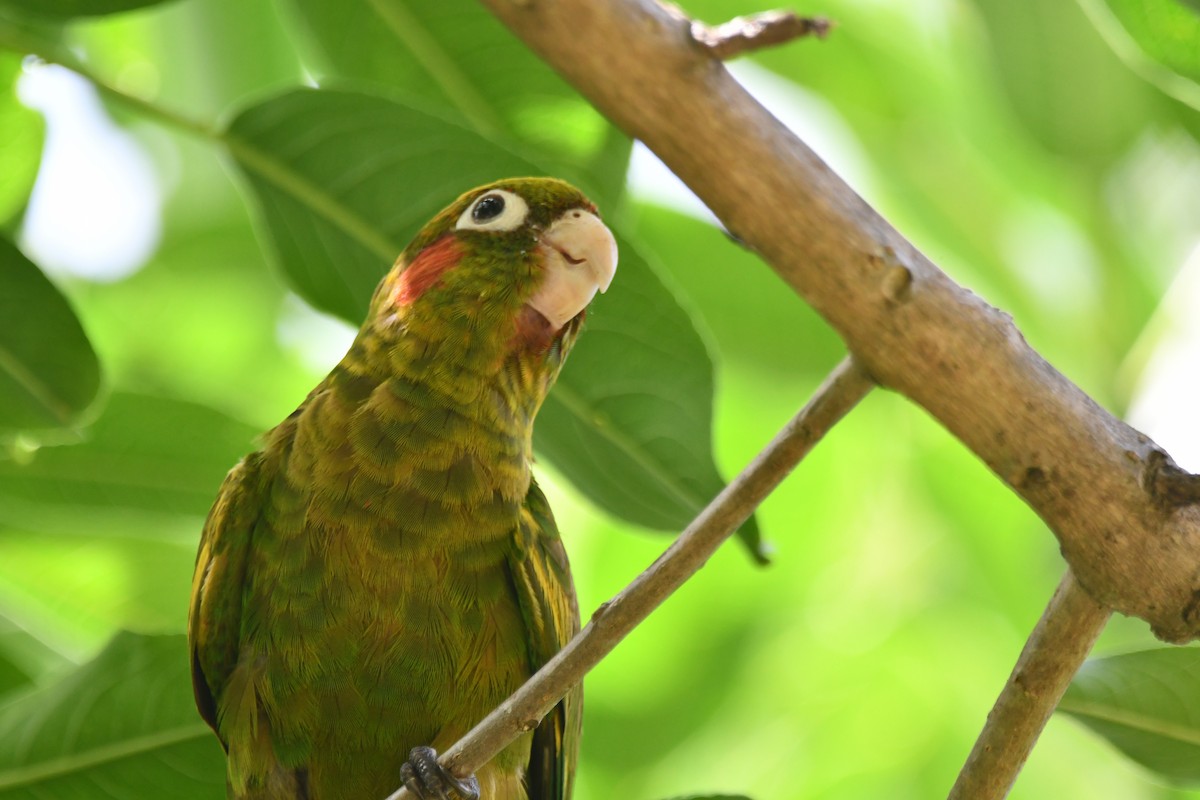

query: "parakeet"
left=188, top=177, right=618, bottom=800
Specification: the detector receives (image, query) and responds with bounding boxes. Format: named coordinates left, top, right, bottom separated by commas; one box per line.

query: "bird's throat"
left=283, top=325, right=549, bottom=549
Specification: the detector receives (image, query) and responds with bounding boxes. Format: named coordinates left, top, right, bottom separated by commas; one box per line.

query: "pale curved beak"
left=529, top=209, right=619, bottom=329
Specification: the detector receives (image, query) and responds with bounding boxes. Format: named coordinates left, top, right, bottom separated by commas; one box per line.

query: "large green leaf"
left=0, top=392, right=258, bottom=517
left=0, top=631, right=224, bottom=799
left=1087, top=0, right=1200, bottom=110
left=224, top=88, right=761, bottom=556
left=0, top=615, right=70, bottom=700
left=536, top=233, right=760, bottom=552
left=629, top=204, right=842, bottom=374
left=0, top=237, right=100, bottom=434
left=1058, top=647, right=1200, bottom=785
left=0, top=53, right=43, bottom=226
left=0, top=650, right=29, bottom=701
left=280, top=0, right=631, bottom=197
left=225, top=88, right=535, bottom=322
left=0, top=0, right=173, bottom=18
left=971, top=0, right=1150, bottom=162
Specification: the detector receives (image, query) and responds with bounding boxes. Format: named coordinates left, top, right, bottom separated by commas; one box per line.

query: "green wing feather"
left=188, top=451, right=271, bottom=741
left=508, top=479, right=582, bottom=800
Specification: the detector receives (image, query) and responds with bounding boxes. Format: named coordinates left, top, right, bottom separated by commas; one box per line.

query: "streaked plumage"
left=188, top=178, right=616, bottom=800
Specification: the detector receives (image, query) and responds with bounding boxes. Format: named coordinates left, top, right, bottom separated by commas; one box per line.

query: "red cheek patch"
left=393, top=235, right=464, bottom=306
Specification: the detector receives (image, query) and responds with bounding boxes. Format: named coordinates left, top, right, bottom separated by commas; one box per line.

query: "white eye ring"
left=455, top=189, right=530, bottom=232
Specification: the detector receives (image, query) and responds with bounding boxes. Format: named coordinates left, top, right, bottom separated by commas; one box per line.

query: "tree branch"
left=691, top=10, right=833, bottom=60
left=383, top=357, right=875, bottom=800
left=949, top=570, right=1111, bottom=800
left=477, top=0, right=1200, bottom=643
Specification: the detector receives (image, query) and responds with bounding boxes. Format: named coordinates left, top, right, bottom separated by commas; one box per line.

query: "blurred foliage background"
left=0, top=0, right=1199, bottom=798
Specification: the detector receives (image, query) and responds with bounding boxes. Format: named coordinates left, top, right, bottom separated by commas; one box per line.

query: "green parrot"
left=188, top=178, right=618, bottom=800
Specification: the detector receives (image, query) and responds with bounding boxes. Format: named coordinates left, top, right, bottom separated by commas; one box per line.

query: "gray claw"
left=399, top=746, right=480, bottom=800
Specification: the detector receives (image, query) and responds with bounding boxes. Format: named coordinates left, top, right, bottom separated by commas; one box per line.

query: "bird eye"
left=472, top=194, right=505, bottom=222
left=456, top=189, right=529, bottom=232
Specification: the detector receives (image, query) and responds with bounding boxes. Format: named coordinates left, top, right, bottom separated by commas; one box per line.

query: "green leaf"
left=0, top=53, right=43, bottom=226
left=0, top=615, right=70, bottom=700
left=1086, top=0, right=1200, bottom=110
left=1058, top=647, right=1200, bottom=785
left=0, top=651, right=29, bottom=701
left=224, top=88, right=760, bottom=556
left=225, top=87, right=536, bottom=322
left=0, top=0, right=174, bottom=18
left=0, top=392, right=258, bottom=517
left=972, top=0, right=1150, bottom=161
left=630, top=204, right=843, bottom=375
left=537, top=234, right=763, bottom=557
left=280, top=0, right=626, bottom=169
left=0, top=237, right=100, bottom=433
left=0, top=631, right=224, bottom=799
left=660, top=796, right=753, bottom=800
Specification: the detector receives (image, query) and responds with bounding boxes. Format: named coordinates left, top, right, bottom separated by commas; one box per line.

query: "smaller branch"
left=948, top=570, right=1111, bottom=800
left=383, top=356, right=875, bottom=800
left=692, top=10, right=833, bottom=60
left=1147, top=451, right=1200, bottom=509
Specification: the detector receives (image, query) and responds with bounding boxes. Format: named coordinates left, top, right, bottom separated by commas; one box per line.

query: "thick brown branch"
left=383, top=357, right=875, bottom=800
left=691, top=10, right=833, bottom=59
left=478, top=0, right=1200, bottom=643
left=949, top=570, right=1111, bottom=799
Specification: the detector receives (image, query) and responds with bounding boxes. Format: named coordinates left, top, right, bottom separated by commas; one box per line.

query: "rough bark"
left=479, top=0, right=1200, bottom=643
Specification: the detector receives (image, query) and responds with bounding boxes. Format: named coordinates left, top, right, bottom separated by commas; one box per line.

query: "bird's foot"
left=399, top=746, right=480, bottom=800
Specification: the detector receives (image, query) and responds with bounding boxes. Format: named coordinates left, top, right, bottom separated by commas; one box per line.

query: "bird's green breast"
left=228, top=324, right=542, bottom=798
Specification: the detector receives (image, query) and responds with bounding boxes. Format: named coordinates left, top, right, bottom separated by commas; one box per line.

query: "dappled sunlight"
left=1127, top=244, right=1200, bottom=472
left=17, top=64, right=162, bottom=282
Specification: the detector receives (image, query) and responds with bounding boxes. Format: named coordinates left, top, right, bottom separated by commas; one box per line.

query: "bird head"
left=369, top=178, right=617, bottom=368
